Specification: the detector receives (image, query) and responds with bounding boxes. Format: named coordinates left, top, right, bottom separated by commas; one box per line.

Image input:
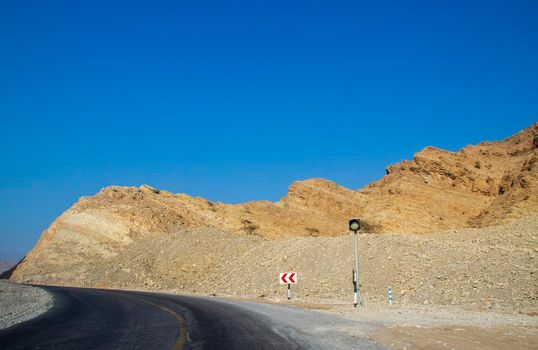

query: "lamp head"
left=349, top=218, right=361, bottom=232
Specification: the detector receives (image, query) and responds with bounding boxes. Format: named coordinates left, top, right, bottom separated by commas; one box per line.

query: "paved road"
left=0, top=286, right=304, bottom=349
left=0, top=286, right=384, bottom=350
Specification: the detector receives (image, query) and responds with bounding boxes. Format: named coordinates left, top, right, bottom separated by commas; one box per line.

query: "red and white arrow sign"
left=279, top=272, right=297, bottom=284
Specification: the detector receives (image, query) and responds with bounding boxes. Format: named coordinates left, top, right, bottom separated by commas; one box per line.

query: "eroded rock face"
left=361, top=123, right=537, bottom=232
left=276, top=123, right=538, bottom=233
left=10, top=123, right=538, bottom=284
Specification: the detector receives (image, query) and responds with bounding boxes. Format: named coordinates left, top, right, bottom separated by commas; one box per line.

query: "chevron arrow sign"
left=279, top=272, right=297, bottom=284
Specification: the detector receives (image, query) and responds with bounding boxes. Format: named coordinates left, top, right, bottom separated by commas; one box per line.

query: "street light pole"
left=349, top=218, right=364, bottom=307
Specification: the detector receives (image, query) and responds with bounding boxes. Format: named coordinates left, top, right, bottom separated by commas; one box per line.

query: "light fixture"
left=349, top=218, right=361, bottom=232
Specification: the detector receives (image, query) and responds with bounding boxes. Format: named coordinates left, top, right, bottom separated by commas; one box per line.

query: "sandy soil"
left=372, top=324, right=537, bottom=350
left=325, top=303, right=538, bottom=350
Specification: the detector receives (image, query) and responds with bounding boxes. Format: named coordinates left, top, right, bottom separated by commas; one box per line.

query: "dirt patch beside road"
left=323, top=303, right=538, bottom=350
left=372, top=324, right=538, bottom=350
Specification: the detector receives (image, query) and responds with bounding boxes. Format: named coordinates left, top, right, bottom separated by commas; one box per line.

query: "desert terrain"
left=4, top=122, right=537, bottom=349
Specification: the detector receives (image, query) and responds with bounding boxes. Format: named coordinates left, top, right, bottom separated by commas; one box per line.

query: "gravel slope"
left=0, top=281, right=53, bottom=329
left=20, top=215, right=536, bottom=313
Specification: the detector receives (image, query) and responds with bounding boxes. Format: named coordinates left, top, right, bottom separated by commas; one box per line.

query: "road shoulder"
left=0, top=280, right=53, bottom=330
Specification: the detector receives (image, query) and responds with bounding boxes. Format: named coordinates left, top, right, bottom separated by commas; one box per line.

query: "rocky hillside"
left=11, top=215, right=538, bottom=311
left=10, top=123, right=538, bottom=295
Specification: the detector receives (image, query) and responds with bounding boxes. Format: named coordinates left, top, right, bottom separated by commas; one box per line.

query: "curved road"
left=0, top=286, right=384, bottom=350
left=0, top=286, right=305, bottom=349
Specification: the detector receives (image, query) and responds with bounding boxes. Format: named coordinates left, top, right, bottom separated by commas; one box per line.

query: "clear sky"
left=1, top=0, right=537, bottom=259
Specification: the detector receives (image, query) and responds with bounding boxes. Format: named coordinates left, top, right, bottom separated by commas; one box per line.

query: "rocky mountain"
left=10, top=122, right=538, bottom=292
left=359, top=122, right=538, bottom=232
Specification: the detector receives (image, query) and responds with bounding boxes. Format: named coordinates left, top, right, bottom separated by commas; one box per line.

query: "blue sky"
left=1, top=0, right=537, bottom=259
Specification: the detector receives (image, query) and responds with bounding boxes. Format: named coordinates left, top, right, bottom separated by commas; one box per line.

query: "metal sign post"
left=352, top=269, right=357, bottom=305
left=349, top=218, right=364, bottom=307
left=287, top=283, right=291, bottom=300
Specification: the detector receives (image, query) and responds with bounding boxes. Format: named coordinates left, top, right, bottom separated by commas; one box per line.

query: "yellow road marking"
left=129, top=296, right=187, bottom=350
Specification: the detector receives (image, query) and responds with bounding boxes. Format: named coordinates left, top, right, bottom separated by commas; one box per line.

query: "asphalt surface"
left=0, top=286, right=309, bottom=350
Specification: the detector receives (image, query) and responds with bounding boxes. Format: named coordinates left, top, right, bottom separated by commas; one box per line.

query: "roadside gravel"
left=219, top=297, right=537, bottom=349
left=0, top=280, right=53, bottom=329
left=208, top=296, right=386, bottom=350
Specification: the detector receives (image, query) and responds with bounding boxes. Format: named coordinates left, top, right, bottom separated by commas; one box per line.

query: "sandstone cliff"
left=281, top=122, right=537, bottom=233
left=358, top=122, right=538, bottom=232
left=10, top=122, right=538, bottom=287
